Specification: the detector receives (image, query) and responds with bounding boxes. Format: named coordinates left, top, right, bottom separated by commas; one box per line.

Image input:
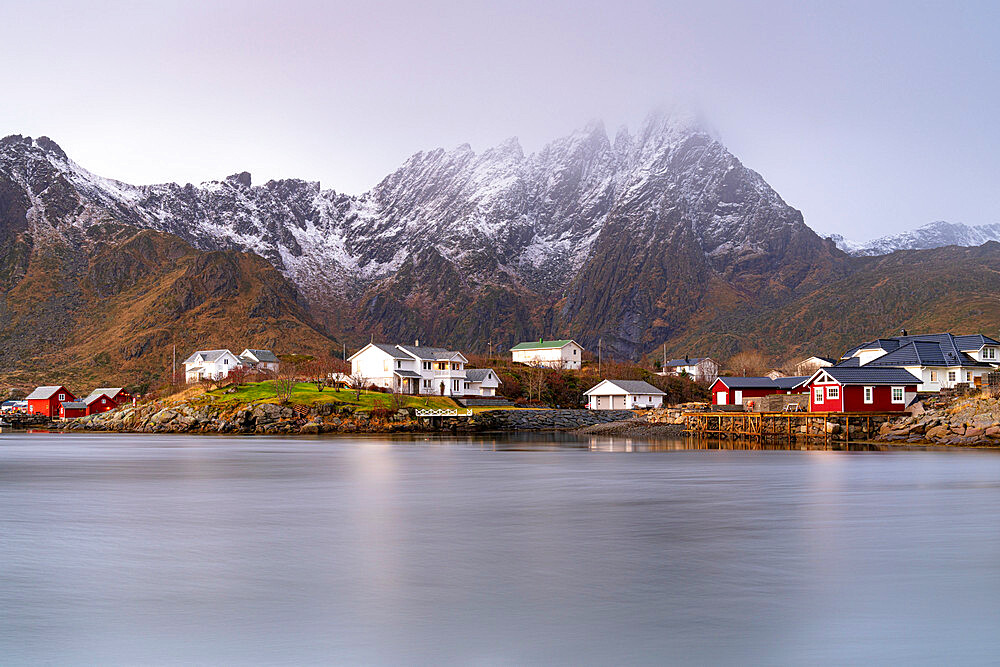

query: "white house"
left=510, top=339, right=584, bottom=369
left=837, top=333, right=1000, bottom=392
left=464, top=368, right=501, bottom=396
left=183, top=349, right=244, bottom=383
left=348, top=342, right=470, bottom=396
left=794, top=355, right=836, bottom=377
left=584, top=379, right=666, bottom=410
left=239, top=349, right=280, bottom=374
left=658, top=356, right=719, bottom=383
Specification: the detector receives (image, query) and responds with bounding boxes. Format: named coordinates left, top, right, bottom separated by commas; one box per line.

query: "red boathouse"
left=59, top=401, right=88, bottom=419
left=711, top=376, right=809, bottom=406
left=805, top=367, right=920, bottom=412
left=82, top=388, right=130, bottom=416
left=25, top=386, right=76, bottom=418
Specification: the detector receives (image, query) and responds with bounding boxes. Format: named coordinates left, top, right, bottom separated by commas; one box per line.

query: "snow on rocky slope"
left=831, top=221, right=1000, bottom=256
left=0, top=110, right=840, bottom=354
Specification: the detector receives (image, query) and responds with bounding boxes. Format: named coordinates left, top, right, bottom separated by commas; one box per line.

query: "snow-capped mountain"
left=0, top=110, right=842, bottom=355
left=831, top=221, right=1000, bottom=256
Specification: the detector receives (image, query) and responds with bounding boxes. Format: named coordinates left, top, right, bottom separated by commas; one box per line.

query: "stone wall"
left=466, top=409, right=635, bottom=431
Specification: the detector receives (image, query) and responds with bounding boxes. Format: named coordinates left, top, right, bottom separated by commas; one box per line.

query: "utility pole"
left=172, top=345, right=176, bottom=386
left=598, top=337, right=602, bottom=376
left=343, top=342, right=346, bottom=361
left=662, top=343, right=666, bottom=371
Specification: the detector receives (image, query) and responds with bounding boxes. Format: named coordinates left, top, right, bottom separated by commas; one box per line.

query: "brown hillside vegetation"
left=0, top=228, right=337, bottom=392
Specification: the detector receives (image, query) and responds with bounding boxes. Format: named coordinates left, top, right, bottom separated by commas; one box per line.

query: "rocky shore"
left=51, top=401, right=641, bottom=435
left=877, top=393, right=1000, bottom=446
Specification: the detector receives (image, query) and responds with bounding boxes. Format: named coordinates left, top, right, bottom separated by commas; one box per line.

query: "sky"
left=0, top=0, right=997, bottom=241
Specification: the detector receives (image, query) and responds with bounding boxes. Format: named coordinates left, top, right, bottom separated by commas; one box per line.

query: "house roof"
left=26, top=386, right=68, bottom=400
left=510, top=339, right=579, bottom=351
left=465, top=368, right=498, bottom=383
left=815, top=367, right=920, bottom=386
left=843, top=333, right=1000, bottom=362
left=397, top=345, right=465, bottom=361
left=800, top=355, right=837, bottom=365
left=60, top=401, right=87, bottom=410
left=773, top=376, right=811, bottom=390
left=393, top=370, right=423, bottom=379
left=241, top=349, right=279, bottom=363
left=663, top=357, right=709, bottom=367
left=182, top=349, right=234, bottom=364
left=714, top=377, right=780, bottom=389
left=584, top=379, right=665, bottom=396
left=862, top=340, right=990, bottom=369
left=83, top=390, right=120, bottom=405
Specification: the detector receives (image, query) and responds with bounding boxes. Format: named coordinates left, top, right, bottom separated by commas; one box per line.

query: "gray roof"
left=773, top=376, right=810, bottom=390
left=819, top=367, right=920, bottom=386
left=393, top=370, right=423, bottom=379
left=663, top=357, right=708, bottom=367
left=183, top=349, right=234, bottom=364
left=83, top=390, right=120, bottom=405
left=465, top=368, right=499, bottom=383
left=587, top=379, right=665, bottom=395
left=60, top=401, right=87, bottom=410
left=397, top=345, right=461, bottom=360
left=843, top=333, right=1000, bottom=363
left=242, top=349, right=279, bottom=363
left=26, top=386, right=68, bottom=400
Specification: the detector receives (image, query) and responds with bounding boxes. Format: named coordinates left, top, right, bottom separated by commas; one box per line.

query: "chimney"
left=901, top=329, right=908, bottom=337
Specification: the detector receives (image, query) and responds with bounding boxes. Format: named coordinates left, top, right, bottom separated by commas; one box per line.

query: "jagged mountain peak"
left=833, top=220, right=1000, bottom=256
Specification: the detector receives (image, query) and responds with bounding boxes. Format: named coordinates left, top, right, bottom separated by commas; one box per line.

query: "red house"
left=25, top=386, right=76, bottom=418
left=711, top=376, right=809, bottom=406
left=805, top=367, right=920, bottom=412
left=59, top=401, right=88, bottom=419
left=82, top=388, right=131, bottom=415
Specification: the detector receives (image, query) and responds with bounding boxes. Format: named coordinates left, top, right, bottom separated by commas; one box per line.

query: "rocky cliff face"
left=0, top=111, right=845, bottom=357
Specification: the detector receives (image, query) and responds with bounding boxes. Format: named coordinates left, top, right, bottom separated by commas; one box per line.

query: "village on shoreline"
left=4, top=331, right=1000, bottom=447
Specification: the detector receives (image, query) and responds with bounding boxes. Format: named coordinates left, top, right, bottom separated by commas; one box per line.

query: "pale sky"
left=1, top=0, right=997, bottom=241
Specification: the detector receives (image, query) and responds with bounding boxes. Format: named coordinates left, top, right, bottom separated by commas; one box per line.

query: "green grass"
left=203, top=381, right=460, bottom=410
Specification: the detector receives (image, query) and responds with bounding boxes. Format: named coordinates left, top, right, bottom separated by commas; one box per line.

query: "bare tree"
left=274, top=366, right=298, bottom=403
left=227, top=365, right=251, bottom=388
left=302, top=357, right=338, bottom=392
left=726, top=350, right=771, bottom=377
left=526, top=366, right=547, bottom=403
left=349, top=371, right=368, bottom=400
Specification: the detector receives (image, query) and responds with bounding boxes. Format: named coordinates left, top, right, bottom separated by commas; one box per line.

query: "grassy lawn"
left=203, top=381, right=460, bottom=410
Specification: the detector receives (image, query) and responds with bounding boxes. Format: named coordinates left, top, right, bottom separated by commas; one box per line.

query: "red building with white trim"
left=710, top=376, right=809, bottom=406
left=59, top=401, right=88, bottom=419
left=805, top=367, right=919, bottom=412
left=25, top=386, right=75, bottom=418
left=82, top=388, right=131, bottom=416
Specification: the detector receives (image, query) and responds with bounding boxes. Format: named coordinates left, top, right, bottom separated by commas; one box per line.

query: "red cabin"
left=25, top=386, right=76, bottom=418
left=82, top=388, right=130, bottom=415
left=59, top=401, right=88, bottom=419
left=710, top=376, right=809, bottom=406
left=805, top=367, right=920, bottom=412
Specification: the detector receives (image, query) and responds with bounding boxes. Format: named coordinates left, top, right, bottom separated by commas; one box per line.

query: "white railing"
left=416, top=409, right=460, bottom=417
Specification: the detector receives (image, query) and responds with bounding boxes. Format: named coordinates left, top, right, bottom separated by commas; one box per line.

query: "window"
left=967, top=372, right=973, bottom=382
left=395, top=360, right=401, bottom=368
left=224, top=358, right=229, bottom=365
left=573, top=349, right=577, bottom=355
left=864, top=386, right=873, bottom=403
left=930, top=371, right=937, bottom=382
left=813, top=387, right=824, bottom=403
left=985, top=347, right=996, bottom=360
left=826, top=386, right=839, bottom=400
left=891, top=387, right=904, bottom=403
left=423, top=361, right=431, bottom=370
left=58, top=393, right=65, bottom=401
left=948, top=371, right=956, bottom=382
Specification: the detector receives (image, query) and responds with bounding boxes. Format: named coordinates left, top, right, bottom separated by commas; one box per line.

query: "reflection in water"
left=0, top=432, right=998, bottom=665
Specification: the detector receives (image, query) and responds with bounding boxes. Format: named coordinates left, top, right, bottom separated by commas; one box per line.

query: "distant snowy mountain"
left=831, top=221, right=1000, bottom=256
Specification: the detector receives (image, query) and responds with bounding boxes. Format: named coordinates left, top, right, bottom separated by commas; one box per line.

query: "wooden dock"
left=683, top=411, right=898, bottom=442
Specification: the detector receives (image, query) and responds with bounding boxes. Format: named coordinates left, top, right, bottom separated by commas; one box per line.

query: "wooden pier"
left=684, top=411, right=898, bottom=442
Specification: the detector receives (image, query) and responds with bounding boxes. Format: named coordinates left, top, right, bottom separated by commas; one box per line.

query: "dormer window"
left=985, top=347, right=996, bottom=360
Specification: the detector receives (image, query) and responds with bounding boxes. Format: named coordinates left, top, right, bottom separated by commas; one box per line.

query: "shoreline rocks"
left=877, top=394, right=1000, bottom=446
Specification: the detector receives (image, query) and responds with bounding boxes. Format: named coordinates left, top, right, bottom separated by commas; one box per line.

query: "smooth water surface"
left=1, top=432, right=998, bottom=665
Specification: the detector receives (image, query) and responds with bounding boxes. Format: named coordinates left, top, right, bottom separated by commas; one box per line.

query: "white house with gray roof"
left=584, top=379, right=665, bottom=410
left=464, top=368, right=501, bottom=396
left=239, top=349, right=280, bottom=373
left=348, top=341, right=470, bottom=396
left=183, top=349, right=245, bottom=383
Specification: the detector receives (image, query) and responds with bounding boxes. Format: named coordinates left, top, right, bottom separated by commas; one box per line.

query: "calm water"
left=1, top=432, right=999, bottom=665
